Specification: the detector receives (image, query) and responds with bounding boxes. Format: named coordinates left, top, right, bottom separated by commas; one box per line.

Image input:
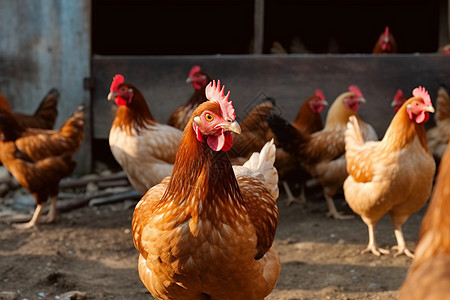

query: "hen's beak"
left=220, top=121, right=241, bottom=134
left=186, top=77, right=193, bottom=83
left=358, top=97, right=366, bottom=103
left=321, top=100, right=329, bottom=106
left=390, top=100, right=398, bottom=107
left=423, top=105, right=435, bottom=113
left=107, top=91, right=116, bottom=101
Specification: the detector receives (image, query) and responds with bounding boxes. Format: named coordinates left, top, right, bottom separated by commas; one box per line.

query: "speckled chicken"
left=132, top=80, right=280, bottom=299
left=344, top=87, right=436, bottom=257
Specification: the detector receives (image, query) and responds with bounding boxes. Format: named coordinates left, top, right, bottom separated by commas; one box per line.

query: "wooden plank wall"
left=93, top=54, right=450, bottom=142
left=0, top=0, right=92, bottom=175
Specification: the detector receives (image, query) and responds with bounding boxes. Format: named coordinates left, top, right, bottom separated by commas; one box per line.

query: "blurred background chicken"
left=132, top=80, right=280, bottom=299
left=0, top=88, right=59, bottom=129
left=426, top=85, right=450, bottom=164
left=278, top=89, right=328, bottom=205
left=344, top=87, right=435, bottom=257
left=398, top=140, right=450, bottom=299
left=372, top=26, right=397, bottom=54
left=0, top=106, right=85, bottom=228
left=268, top=86, right=377, bottom=219
left=391, top=89, right=407, bottom=113
left=167, top=65, right=212, bottom=130
left=107, top=74, right=182, bottom=195
left=228, top=91, right=328, bottom=206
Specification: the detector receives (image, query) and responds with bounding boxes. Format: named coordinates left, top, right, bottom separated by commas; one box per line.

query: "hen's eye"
left=205, top=114, right=214, bottom=122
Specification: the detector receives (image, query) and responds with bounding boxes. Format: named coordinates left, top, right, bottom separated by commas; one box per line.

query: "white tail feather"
left=233, top=139, right=279, bottom=200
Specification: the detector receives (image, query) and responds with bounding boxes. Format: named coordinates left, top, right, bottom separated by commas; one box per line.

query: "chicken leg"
left=392, top=225, right=414, bottom=258
left=361, top=222, right=390, bottom=256
left=324, top=193, right=354, bottom=220
left=13, top=195, right=58, bottom=229
left=12, top=202, right=45, bottom=229
left=39, top=195, right=58, bottom=224
left=390, top=214, right=415, bottom=258
left=282, top=181, right=306, bottom=206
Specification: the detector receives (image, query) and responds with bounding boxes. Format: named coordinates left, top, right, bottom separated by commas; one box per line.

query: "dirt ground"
left=0, top=183, right=425, bottom=300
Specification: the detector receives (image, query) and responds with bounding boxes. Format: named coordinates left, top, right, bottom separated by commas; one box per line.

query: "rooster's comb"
left=110, top=74, right=124, bottom=92
left=412, top=86, right=432, bottom=106
left=205, top=80, right=235, bottom=121
left=394, top=89, right=404, bottom=100
left=315, top=89, right=325, bottom=100
left=349, top=85, right=363, bottom=98
left=189, top=65, right=201, bottom=78
left=384, top=26, right=390, bottom=37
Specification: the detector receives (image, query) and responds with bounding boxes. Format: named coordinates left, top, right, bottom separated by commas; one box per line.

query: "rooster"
left=372, top=26, right=397, bottom=54
left=426, top=85, right=450, bottom=164
left=391, top=89, right=407, bottom=113
left=167, top=65, right=212, bottom=130
left=132, top=80, right=280, bottom=299
left=0, top=89, right=59, bottom=129
left=343, top=87, right=436, bottom=257
left=398, top=142, right=450, bottom=299
left=268, top=86, right=377, bottom=219
left=0, top=106, right=85, bottom=228
left=107, top=74, right=182, bottom=195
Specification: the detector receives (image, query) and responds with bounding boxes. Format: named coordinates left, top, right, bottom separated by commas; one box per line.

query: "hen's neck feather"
left=381, top=103, right=429, bottom=152
left=324, top=95, right=357, bottom=128
left=159, top=114, right=244, bottom=223
left=292, top=99, right=323, bottom=133
left=112, top=90, right=156, bottom=135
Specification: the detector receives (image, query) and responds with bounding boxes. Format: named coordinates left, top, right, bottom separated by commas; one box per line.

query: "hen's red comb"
left=110, top=74, right=124, bottom=92
left=315, top=89, right=325, bottom=101
left=189, top=65, right=201, bottom=78
left=412, top=86, right=432, bottom=106
left=384, top=26, right=389, bottom=37
left=205, top=80, right=235, bottom=121
left=394, top=89, right=404, bottom=100
left=349, top=85, right=363, bottom=98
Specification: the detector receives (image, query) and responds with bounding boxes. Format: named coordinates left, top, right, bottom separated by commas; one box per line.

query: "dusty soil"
left=0, top=185, right=424, bottom=300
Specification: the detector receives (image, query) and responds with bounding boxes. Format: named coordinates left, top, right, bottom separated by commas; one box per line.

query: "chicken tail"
left=32, top=88, right=59, bottom=129
left=266, top=113, right=307, bottom=154
left=59, top=105, right=85, bottom=151
left=234, top=139, right=279, bottom=200
left=345, top=115, right=365, bottom=151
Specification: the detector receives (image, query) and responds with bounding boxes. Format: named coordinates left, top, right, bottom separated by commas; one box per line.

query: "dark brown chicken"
left=132, top=80, right=280, bottom=299
left=0, top=89, right=59, bottom=129
left=0, top=105, right=85, bottom=228
left=167, top=65, right=212, bottom=130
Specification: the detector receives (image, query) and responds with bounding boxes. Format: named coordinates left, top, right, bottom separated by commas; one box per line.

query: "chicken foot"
left=282, top=181, right=306, bottom=206
left=361, top=223, right=390, bottom=256
left=38, top=195, right=58, bottom=224
left=392, top=225, right=414, bottom=258
left=12, top=195, right=58, bottom=229
left=12, top=203, right=45, bottom=229
left=324, top=194, right=354, bottom=220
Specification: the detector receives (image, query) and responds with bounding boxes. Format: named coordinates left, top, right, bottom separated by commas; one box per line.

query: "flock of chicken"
left=104, top=65, right=449, bottom=299
left=0, top=59, right=449, bottom=298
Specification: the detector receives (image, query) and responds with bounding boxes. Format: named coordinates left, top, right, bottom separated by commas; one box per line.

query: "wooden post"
left=439, top=0, right=450, bottom=47
left=253, top=0, right=264, bottom=54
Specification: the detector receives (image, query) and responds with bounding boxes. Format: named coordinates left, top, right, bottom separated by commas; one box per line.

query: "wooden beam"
left=253, top=0, right=264, bottom=54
